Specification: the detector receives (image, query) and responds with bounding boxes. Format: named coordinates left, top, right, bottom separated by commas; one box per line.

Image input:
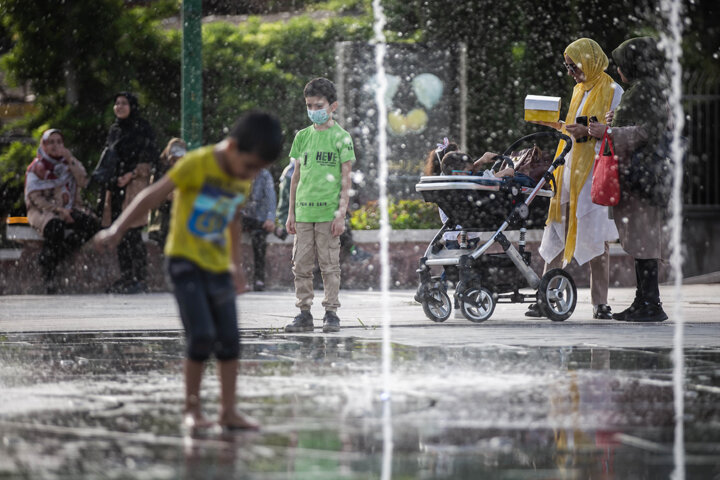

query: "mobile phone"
left=589, top=116, right=598, bottom=123
left=575, top=116, right=589, bottom=143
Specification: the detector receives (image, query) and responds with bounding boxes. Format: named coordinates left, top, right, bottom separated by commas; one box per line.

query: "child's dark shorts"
left=166, top=257, right=239, bottom=362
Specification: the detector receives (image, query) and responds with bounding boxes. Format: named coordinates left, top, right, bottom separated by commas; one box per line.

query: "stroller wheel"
left=537, top=269, right=577, bottom=321
left=421, top=287, right=452, bottom=322
left=460, top=287, right=495, bottom=323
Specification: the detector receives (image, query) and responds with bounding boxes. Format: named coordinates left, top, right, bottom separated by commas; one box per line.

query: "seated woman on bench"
left=24, top=129, right=100, bottom=293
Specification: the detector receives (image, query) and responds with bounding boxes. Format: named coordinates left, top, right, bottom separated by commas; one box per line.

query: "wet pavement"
left=1, top=286, right=720, bottom=478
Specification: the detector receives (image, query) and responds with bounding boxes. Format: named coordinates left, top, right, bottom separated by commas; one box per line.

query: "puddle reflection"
left=0, top=332, right=718, bottom=478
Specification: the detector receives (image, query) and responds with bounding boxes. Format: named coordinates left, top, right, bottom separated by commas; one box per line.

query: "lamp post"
left=181, top=0, right=202, bottom=150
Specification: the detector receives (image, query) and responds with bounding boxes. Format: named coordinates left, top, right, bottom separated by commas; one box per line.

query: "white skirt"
left=539, top=173, right=618, bottom=266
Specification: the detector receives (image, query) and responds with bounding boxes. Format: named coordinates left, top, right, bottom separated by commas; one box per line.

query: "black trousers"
left=635, top=258, right=660, bottom=305
left=40, top=210, right=100, bottom=283
left=242, top=217, right=268, bottom=284
left=107, top=187, right=147, bottom=284
left=118, top=227, right=147, bottom=284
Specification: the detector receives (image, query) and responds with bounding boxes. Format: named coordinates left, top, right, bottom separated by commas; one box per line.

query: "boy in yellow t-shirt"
left=95, top=111, right=283, bottom=431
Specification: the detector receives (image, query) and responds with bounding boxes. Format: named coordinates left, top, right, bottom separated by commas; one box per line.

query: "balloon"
left=412, top=73, right=444, bottom=110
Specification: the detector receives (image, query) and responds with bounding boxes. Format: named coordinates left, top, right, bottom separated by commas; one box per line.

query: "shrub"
left=350, top=198, right=440, bottom=230
left=0, top=141, right=36, bottom=216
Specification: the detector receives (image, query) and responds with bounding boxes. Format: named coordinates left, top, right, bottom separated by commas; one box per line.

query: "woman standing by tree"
left=101, top=92, right=158, bottom=294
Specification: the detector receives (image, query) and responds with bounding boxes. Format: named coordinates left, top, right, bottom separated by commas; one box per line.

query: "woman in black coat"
left=588, top=37, right=671, bottom=322
left=102, top=92, right=158, bottom=293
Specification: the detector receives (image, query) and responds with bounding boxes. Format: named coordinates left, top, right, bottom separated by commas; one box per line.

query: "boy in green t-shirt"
left=95, top=111, right=283, bottom=432
left=285, top=77, right=355, bottom=333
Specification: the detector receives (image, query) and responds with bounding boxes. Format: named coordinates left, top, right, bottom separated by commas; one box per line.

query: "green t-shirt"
left=289, top=123, right=355, bottom=222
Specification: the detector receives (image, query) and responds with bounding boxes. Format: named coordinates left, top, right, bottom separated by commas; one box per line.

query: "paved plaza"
left=2, top=285, right=719, bottom=347
left=1, top=285, right=719, bottom=479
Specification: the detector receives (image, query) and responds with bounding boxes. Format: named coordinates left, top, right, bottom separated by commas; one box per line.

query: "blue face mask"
left=307, top=107, right=330, bottom=125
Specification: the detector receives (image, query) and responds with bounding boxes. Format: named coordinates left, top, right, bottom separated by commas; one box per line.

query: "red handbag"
left=591, top=131, right=620, bottom=206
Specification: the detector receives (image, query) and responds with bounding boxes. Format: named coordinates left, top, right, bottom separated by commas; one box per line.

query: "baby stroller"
left=414, top=131, right=577, bottom=323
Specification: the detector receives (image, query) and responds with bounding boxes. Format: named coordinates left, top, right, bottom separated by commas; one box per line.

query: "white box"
left=524, top=95, right=562, bottom=122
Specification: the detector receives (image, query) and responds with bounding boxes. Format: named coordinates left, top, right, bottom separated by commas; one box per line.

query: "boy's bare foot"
left=183, top=410, right=214, bottom=432
left=218, top=411, right=260, bottom=431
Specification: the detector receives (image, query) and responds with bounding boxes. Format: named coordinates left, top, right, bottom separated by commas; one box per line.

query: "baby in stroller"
left=472, top=146, right=552, bottom=188
left=428, top=139, right=545, bottom=190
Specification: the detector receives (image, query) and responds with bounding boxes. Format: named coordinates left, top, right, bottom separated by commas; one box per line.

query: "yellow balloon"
left=388, top=110, right=407, bottom=135
left=406, top=108, right=428, bottom=131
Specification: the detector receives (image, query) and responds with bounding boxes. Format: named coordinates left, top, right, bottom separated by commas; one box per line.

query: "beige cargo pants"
left=292, top=221, right=341, bottom=312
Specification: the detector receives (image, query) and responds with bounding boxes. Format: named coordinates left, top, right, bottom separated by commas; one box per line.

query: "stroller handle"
left=501, top=131, right=573, bottom=166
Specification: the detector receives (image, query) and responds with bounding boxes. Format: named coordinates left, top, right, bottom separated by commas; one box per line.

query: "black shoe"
left=253, top=280, right=265, bottom=292
left=106, top=278, right=130, bottom=294
left=285, top=311, right=314, bottom=332
left=348, top=247, right=372, bottom=263
left=274, top=227, right=288, bottom=241
left=525, top=303, right=542, bottom=318
left=147, top=230, right=163, bottom=246
left=612, top=298, right=644, bottom=321
left=322, top=311, right=341, bottom=333
left=122, top=281, right=148, bottom=294
left=593, top=304, right=613, bottom=319
left=625, top=302, right=668, bottom=323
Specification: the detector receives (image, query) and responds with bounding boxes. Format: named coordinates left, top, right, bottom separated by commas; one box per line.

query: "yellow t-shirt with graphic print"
left=164, top=146, right=252, bottom=273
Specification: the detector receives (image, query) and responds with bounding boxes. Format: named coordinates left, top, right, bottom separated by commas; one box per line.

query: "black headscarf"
left=611, top=37, right=670, bottom=137
left=103, top=92, right=158, bottom=219
left=106, top=91, right=157, bottom=175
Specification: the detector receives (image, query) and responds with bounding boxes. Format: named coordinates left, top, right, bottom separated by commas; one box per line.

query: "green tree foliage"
left=2, top=0, right=715, bottom=221
left=199, top=13, right=371, bottom=148
left=0, top=0, right=371, bottom=216
left=0, top=0, right=180, bottom=216
left=382, top=0, right=665, bottom=154
left=0, top=0, right=178, bottom=156
left=0, top=141, right=35, bottom=215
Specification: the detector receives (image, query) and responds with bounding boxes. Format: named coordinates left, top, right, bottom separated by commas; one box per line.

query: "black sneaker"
left=253, top=280, right=265, bottom=292
left=593, top=304, right=613, bottom=319
left=274, top=226, right=288, bottom=241
left=612, top=298, right=644, bottom=321
left=625, top=302, right=668, bottom=323
left=106, top=278, right=129, bottom=294
left=322, top=311, right=340, bottom=333
left=285, top=311, right=314, bottom=333
left=348, top=247, right=372, bottom=263
left=122, top=281, right=148, bottom=294
left=525, top=303, right=542, bottom=318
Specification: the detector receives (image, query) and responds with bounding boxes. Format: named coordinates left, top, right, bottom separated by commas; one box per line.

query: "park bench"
left=5, top=216, right=43, bottom=243
left=2, top=216, right=41, bottom=262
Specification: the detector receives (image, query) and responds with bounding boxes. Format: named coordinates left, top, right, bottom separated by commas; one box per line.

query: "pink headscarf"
left=24, top=129, right=77, bottom=209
